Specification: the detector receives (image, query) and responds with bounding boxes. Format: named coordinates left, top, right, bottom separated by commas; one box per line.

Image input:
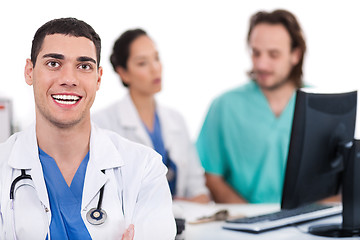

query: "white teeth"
left=52, top=95, right=81, bottom=105
left=54, top=99, right=77, bottom=105
left=52, top=95, right=80, bottom=101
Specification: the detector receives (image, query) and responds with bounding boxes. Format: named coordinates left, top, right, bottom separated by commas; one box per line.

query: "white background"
left=1, top=0, right=359, bottom=140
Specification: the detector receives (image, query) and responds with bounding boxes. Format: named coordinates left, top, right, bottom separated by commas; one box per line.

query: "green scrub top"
left=196, top=81, right=296, bottom=203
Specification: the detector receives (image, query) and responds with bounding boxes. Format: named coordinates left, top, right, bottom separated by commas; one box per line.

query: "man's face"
left=24, top=34, right=102, bottom=128
left=249, top=23, right=300, bottom=90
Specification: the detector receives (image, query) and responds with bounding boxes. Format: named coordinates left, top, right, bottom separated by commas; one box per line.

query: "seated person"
left=92, top=29, right=210, bottom=203
left=196, top=9, right=307, bottom=204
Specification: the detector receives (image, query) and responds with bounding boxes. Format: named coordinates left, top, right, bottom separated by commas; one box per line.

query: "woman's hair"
left=110, top=29, right=147, bottom=87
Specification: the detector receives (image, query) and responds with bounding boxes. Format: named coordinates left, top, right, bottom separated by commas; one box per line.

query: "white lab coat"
left=0, top=123, right=176, bottom=240
left=92, top=94, right=209, bottom=199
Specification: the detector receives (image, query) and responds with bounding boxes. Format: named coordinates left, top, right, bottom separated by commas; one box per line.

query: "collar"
left=8, top=123, right=39, bottom=170
left=8, top=123, right=124, bottom=170
left=118, top=93, right=182, bottom=133
left=116, top=93, right=143, bottom=129
left=89, top=123, right=124, bottom=170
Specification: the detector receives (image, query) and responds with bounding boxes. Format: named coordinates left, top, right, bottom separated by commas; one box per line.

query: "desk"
left=173, top=201, right=349, bottom=240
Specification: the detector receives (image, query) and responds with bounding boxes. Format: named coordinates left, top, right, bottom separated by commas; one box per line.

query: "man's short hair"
left=31, top=17, right=101, bottom=68
left=247, top=9, right=306, bottom=88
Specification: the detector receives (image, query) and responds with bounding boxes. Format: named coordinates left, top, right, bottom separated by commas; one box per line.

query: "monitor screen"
left=281, top=89, right=359, bottom=237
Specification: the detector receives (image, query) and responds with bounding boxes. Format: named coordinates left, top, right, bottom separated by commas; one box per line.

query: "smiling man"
left=196, top=9, right=307, bottom=204
left=0, top=18, right=176, bottom=240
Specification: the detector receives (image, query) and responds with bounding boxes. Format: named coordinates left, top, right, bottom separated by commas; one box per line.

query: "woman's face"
left=120, top=35, right=162, bottom=96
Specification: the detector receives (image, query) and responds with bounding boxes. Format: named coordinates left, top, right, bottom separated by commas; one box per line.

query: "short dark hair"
left=31, top=17, right=101, bottom=68
left=110, top=29, right=147, bottom=87
left=247, top=9, right=306, bottom=89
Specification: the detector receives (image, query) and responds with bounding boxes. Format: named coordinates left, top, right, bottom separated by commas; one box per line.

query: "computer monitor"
left=281, top=89, right=360, bottom=237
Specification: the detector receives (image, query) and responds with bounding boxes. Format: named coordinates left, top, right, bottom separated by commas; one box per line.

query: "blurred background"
left=0, top=0, right=359, bottom=140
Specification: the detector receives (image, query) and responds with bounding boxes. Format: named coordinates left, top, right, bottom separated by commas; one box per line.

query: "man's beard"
left=248, top=70, right=291, bottom=91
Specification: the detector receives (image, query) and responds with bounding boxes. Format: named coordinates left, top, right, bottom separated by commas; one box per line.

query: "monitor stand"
left=308, top=139, right=360, bottom=238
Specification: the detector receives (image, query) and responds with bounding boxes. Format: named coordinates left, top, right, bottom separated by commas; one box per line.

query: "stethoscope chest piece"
left=86, top=208, right=107, bottom=225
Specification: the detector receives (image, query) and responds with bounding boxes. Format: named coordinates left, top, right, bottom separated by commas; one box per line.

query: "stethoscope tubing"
left=10, top=169, right=32, bottom=199
left=9, top=168, right=108, bottom=238
left=97, top=170, right=105, bottom=210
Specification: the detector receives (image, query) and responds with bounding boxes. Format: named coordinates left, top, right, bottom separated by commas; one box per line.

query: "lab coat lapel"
left=81, top=124, right=124, bottom=209
left=117, top=94, right=153, bottom=147
left=7, top=124, right=51, bottom=213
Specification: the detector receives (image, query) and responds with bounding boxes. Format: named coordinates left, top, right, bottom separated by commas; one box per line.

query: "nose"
left=59, top=65, right=79, bottom=87
left=151, top=60, right=162, bottom=74
left=253, top=54, right=270, bottom=70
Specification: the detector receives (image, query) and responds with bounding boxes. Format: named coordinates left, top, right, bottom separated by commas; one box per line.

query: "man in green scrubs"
left=196, top=9, right=307, bottom=203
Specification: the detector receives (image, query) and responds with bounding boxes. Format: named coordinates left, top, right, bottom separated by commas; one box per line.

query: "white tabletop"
left=173, top=201, right=351, bottom=240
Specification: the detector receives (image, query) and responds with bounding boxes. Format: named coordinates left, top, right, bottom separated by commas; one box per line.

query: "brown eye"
left=47, top=61, right=60, bottom=68
left=138, top=61, right=146, bottom=67
left=78, top=63, right=93, bottom=70
left=269, top=51, right=280, bottom=59
left=252, top=50, right=260, bottom=58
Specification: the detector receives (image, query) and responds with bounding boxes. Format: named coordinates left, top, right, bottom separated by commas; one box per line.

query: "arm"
left=205, top=173, right=247, bottom=203
left=197, top=98, right=244, bottom=203
left=131, top=154, right=176, bottom=240
left=320, top=194, right=341, bottom=203
left=166, top=109, right=210, bottom=203
left=179, top=127, right=210, bottom=203
left=175, top=194, right=210, bottom=204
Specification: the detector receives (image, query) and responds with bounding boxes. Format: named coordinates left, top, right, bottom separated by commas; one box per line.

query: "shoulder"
left=210, top=82, right=261, bottom=110
left=91, top=99, right=129, bottom=131
left=157, top=104, right=185, bottom=124
left=92, top=100, right=121, bottom=121
left=94, top=125, right=161, bottom=165
left=217, top=82, right=257, bottom=101
left=102, top=129, right=166, bottom=179
left=0, top=133, right=21, bottom=168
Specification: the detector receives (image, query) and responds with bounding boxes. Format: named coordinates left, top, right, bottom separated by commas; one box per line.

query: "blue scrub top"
left=144, top=111, right=177, bottom=196
left=39, top=148, right=91, bottom=240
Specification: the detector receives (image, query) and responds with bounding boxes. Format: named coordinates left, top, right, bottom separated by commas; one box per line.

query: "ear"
left=96, top=66, right=103, bottom=91
left=291, top=47, right=302, bottom=66
left=24, top=59, right=34, bottom=86
left=116, top=66, right=130, bottom=85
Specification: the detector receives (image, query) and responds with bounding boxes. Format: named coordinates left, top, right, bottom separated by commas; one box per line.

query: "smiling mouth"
left=52, top=94, right=81, bottom=105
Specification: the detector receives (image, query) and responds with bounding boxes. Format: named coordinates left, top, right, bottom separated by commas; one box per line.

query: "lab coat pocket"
left=13, top=178, right=48, bottom=240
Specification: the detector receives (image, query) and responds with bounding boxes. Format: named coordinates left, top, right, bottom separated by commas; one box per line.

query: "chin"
left=50, top=118, right=81, bottom=129
left=255, top=79, right=273, bottom=88
left=49, top=112, right=88, bottom=129
left=154, top=86, right=162, bottom=93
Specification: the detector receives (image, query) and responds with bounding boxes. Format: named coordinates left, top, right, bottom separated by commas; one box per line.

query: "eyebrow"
left=42, top=53, right=96, bottom=64
left=133, top=51, right=159, bottom=61
left=77, top=56, right=97, bottom=65
left=42, top=53, right=64, bottom=60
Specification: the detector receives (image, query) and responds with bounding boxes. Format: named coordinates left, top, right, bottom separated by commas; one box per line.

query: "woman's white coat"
left=92, top=94, right=208, bottom=198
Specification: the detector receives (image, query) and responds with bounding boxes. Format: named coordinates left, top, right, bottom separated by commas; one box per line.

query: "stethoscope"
left=10, top=169, right=108, bottom=225
left=85, top=170, right=107, bottom=225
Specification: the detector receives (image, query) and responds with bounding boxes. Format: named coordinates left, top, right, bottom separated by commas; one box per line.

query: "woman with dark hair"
left=92, top=29, right=210, bottom=203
